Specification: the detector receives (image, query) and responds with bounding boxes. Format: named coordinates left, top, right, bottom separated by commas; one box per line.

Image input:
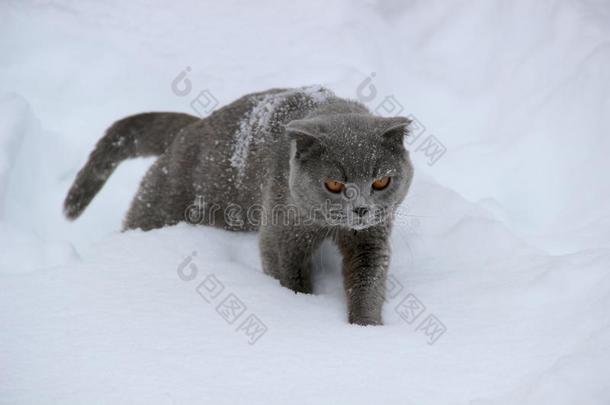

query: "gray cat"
left=64, top=86, right=414, bottom=325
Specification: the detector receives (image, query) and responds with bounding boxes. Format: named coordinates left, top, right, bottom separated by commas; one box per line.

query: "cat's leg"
left=259, top=223, right=324, bottom=294
left=336, top=224, right=392, bottom=325
left=123, top=154, right=185, bottom=231
left=259, top=223, right=282, bottom=280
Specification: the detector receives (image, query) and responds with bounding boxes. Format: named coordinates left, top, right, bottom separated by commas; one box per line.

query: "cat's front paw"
left=280, top=277, right=313, bottom=294
left=348, top=313, right=383, bottom=326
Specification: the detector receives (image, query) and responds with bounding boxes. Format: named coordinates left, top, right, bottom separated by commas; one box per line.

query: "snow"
left=1, top=1, right=609, bottom=403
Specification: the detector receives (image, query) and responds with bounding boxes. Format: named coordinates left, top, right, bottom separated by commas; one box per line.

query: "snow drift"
left=1, top=0, right=609, bottom=403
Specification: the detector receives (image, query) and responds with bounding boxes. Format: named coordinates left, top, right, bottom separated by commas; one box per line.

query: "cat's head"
left=286, top=112, right=413, bottom=230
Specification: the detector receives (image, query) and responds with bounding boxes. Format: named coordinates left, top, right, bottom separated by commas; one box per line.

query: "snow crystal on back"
left=230, top=86, right=334, bottom=186
left=300, top=85, right=334, bottom=104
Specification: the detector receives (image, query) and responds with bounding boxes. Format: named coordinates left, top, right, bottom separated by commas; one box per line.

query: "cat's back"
left=224, top=86, right=336, bottom=184
left=177, top=85, right=335, bottom=159
left=169, top=86, right=336, bottom=223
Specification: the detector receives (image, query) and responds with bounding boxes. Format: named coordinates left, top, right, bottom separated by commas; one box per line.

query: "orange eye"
left=372, top=176, right=391, bottom=190
left=324, top=180, right=345, bottom=193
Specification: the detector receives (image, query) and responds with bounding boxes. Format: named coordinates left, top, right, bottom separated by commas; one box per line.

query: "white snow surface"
left=1, top=1, right=610, bottom=404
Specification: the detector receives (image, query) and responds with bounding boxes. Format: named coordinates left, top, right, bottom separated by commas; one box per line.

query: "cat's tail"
left=63, top=112, right=199, bottom=220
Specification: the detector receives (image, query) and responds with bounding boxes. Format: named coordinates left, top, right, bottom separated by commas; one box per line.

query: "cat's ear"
left=378, top=116, right=412, bottom=143
left=284, top=118, right=325, bottom=140
left=284, top=118, right=325, bottom=160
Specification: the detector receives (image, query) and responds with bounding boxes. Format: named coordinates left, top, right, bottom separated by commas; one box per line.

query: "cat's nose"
left=353, top=207, right=369, bottom=217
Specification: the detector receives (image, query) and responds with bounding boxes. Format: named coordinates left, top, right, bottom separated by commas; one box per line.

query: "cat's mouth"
left=345, top=210, right=385, bottom=230
left=348, top=222, right=373, bottom=230
left=322, top=205, right=390, bottom=230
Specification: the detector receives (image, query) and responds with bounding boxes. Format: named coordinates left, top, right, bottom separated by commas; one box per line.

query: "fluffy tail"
left=63, top=112, right=199, bottom=220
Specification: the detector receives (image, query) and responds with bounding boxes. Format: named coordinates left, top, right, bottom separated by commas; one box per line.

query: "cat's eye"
left=324, top=179, right=345, bottom=193
left=372, top=176, right=391, bottom=190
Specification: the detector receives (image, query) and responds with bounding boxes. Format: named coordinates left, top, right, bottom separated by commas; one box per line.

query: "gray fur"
left=64, top=86, right=414, bottom=325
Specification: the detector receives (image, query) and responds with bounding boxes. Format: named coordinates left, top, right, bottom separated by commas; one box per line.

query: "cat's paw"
left=280, top=277, right=313, bottom=294
left=348, top=314, right=383, bottom=326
